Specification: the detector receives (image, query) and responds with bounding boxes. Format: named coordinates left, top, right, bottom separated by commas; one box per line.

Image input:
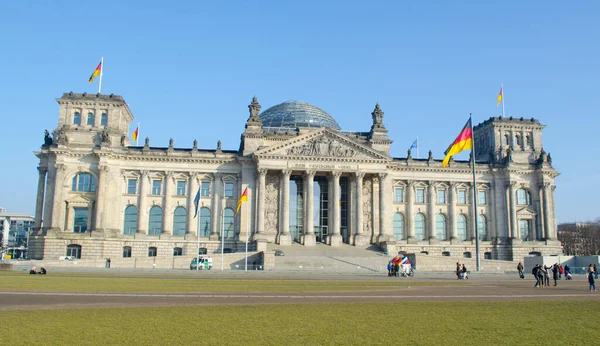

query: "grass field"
left=0, top=271, right=461, bottom=293
left=1, top=301, right=598, bottom=345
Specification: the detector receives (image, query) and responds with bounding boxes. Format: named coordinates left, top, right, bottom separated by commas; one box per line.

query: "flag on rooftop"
left=88, top=61, right=102, bottom=83
left=442, top=118, right=473, bottom=168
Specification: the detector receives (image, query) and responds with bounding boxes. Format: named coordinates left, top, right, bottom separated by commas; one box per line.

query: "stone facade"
left=30, top=92, right=562, bottom=264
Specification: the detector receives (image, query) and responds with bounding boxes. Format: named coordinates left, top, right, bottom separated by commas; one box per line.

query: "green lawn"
left=1, top=301, right=597, bottom=345
left=0, top=271, right=460, bottom=293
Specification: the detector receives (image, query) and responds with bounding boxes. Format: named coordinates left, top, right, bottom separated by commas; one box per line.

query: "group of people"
left=29, top=266, right=47, bottom=275
left=387, top=256, right=412, bottom=277
left=523, top=262, right=598, bottom=291
left=455, top=262, right=468, bottom=279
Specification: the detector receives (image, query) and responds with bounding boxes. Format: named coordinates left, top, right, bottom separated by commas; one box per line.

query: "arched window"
left=436, top=214, right=447, bottom=240
left=515, top=134, right=521, bottom=146
left=504, top=134, right=510, bottom=146
left=73, top=112, right=81, bottom=125
left=199, top=208, right=211, bottom=237
left=223, top=208, right=235, bottom=240
left=148, top=206, right=163, bottom=236
left=172, top=206, right=187, bottom=236
left=123, top=205, right=138, bottom=235
left=87, top=112, right=95, bottom=125
left=72, top=173, right=97, bottom=192
left=414, top=213, right=426, bottom=240
left=101, top=113, right=108, bottom=126
left=525, top=135, right=531, bottom=147
left=457, top=214, right=468, bottom=241
left=478, top=215, right=488, bottom=241
left=66, top=244, right=81, bottom=259
left=393, top=213, right=405, bottom=240
left=517, top=189, right=532, bottom=205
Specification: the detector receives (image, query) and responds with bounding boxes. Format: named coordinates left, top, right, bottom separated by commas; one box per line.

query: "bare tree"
left=558, top=220, right=600, bottom=256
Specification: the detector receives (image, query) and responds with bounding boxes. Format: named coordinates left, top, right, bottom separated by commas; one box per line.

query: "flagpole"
left=416, top=136, right=419, bottom=159
left=244, top=188, right=249, bottom=271
left=470, top=113, right=480, bottom=272
left=221, top=196, right=225, bottom=272
left=501, top=83, right=505, bottom=118
left=98, top=57, right=103, bottom=94
left=136, top=123, right=140, bottom=146
left=196, top=200, right=200, bottom=272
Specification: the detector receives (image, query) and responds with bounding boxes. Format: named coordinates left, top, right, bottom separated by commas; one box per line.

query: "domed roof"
left=259, top=101, right=340, bottom=130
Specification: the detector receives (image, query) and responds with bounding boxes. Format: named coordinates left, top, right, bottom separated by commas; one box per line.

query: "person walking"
left=551, top=263, right=559, bottom=286
left=543, top=265, right=551, bottom=287
left=558, top=264, right=564, bottom=280
left=588, top=267, right=596, bottom=292
left=517, top=262, right=524, bottom=279
left=456, top=262, right=461, bottom=280
left=532, top=264, right=542, bottom=288
left=461, top=264, right=469, bottom=280
left=594, top=264, right=598, bottom=280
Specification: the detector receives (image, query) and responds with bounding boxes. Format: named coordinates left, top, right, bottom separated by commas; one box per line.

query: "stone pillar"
left=138, top=170, right=149, bottom=234
left=537, top=184, right=545, bottom=240
left=255, top=168, right=268, bottom=241
left=163, top=171, right=174, bottom=235
left=50, top=163, right=67, bottom=230
left=405, top=180, right=415, bottom=241
left=303, top=170, right=316, bottom=246
left=279, top=170, right=292, bottom=246
left=329, top=171, right=342, bottom=247
left=508, top=182, right=518, bottom=240
left=42, top=165, right=56, bottom=231
left=34, top=166, right=47, bottom=231
left=467, top=184, right=475, bottom=241
left=354, top=172, right=367, bottom=246
left=93, top=165, right=109, bottom=231
left=377, top=173, right=392, bottom=243
left=449, top=182, right=458, bottom=241
left=210, top=174, right=221, bottom=240
left=187, top=173, right=199, bottom=235
left=427, top=181, right=436, bottom=241
left=542, top=183, right=553, bottom=240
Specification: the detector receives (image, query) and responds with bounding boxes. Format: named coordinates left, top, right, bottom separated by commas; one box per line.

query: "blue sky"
left=0, top=1, right=597, bottom=223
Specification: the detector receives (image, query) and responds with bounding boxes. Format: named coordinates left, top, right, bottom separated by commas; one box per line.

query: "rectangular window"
left=224, top=182, right=234, bottom=198
left=152, top=180, right=162, bottom=195
left=437, top=189, right=446, bottom=204
left=87, top=112, right=95, bottom=125
left=176, top=181, right=186, bottom=196
left=201, top=182, right=210, bottom=196
left=100, top=113, right=108, bottom=126
left=173, top=248, right=183, bottom=256
left=148, top=247, right=157, bottom=257
left=478, top=191, right=487, bottom=205
left=416, top=188, right=425, bottom=203
left=73, top=208, right=88, bottom=233
left=458, top=190, right=467, bottom=204
left=127, top=179, right=137, bottom=194
left=122, top=247, right=132, bottom=258
left=394, top=188, right=404, bottom=203
left=73, top=112, right=81, bottom=125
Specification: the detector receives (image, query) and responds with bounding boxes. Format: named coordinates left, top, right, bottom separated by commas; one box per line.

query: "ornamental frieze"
left=286, top=136, right=356, bottom=157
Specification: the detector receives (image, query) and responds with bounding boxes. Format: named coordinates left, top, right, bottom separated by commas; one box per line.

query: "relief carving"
left=264, top=173, right=280, bottom=235
left=286, top=135, right=356, bottom=157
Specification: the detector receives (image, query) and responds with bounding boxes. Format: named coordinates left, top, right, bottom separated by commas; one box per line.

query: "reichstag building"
left=30, top=92, right=562, bottom=262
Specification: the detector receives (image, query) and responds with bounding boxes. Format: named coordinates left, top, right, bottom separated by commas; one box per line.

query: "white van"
left=190, top=256, right=213, bottom=270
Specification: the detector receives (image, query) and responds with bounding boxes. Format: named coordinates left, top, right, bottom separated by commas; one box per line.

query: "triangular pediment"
left=516, top=207, right=537, bottom=217
left=66, top=194, right=95, bottom=205
left=254, top=128, right=390, bottom=161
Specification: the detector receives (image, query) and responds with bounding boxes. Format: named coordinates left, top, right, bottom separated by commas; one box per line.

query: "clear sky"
left=0, top=1, right=597, bottom=223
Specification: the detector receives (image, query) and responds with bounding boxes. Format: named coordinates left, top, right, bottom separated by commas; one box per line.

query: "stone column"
left=329, top=171, right=342, bottom=247
left=255, top=168, right=268, bottom=241
left=449, top=182, right=458, bottom=241
left=279, top=170, right=292, bottom=246
left=34, top=166, right=47, bottom=231
left=163, top=171, right=174, bottom=235
left=138, top=170, right=150, bottom=234
left=508, top=182, right=518, bottom=240
left=303, top=170, right=316, bottom=246
left=427, top=181, right=436, bottom=241
left=42, top=165, right=56, bottom=231
left=187, top=173, right=199, bottom=235
left=537, top=184, right=545, bottom=240
left=377, top=173, right=392, bottom=243
left=93, top=165, right=109, bottom=231
left=210, top=174, right=221, bottom=240
left=467, top=184, right=474, bottom=241
left=542, top=183, right=553, bottom=240
left=354, top=172, right=367, bottom=246
left=406, top=180, right=415, bottom=241
left=50, top=163, right=67, bottom=231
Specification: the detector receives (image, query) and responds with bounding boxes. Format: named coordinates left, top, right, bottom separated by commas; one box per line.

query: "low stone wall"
left=0, top=263, right=13, bottom=271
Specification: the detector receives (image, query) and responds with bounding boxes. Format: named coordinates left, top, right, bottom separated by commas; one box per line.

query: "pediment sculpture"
left=286, top=136, right=356, bottom=157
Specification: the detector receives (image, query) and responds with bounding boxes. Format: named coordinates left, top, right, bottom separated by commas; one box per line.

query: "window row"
left=123, top=206, right=236, bottom=238
left=73, top=111, right=108, bottom=126
left=503, top=132, right=533, bottom=148
left=65, top=244, right=190, bottom=259
left=392, top=213, right=489, bottom=241
left=126, top=179, right=234, bottom=197
left=394, top=187, right=487, bottom=205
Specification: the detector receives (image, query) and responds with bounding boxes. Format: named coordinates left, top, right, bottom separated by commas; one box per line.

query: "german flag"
left=442, top=118, right=472, bottom=168
left=132, top=126, right=139, bottom=142
left=89, top=62, right=102, bottom=83
left=235, top=187, right=248, bottom=217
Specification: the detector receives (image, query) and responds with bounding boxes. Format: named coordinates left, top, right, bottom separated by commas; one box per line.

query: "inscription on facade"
left=289, top=163, right=357, bottom=171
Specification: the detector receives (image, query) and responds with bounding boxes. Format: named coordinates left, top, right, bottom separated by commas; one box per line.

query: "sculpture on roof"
left=44, top=129, right=53, bottom=146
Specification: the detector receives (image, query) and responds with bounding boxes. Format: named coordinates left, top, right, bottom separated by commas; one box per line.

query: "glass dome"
left=259, top=101, right=340, bottom=130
